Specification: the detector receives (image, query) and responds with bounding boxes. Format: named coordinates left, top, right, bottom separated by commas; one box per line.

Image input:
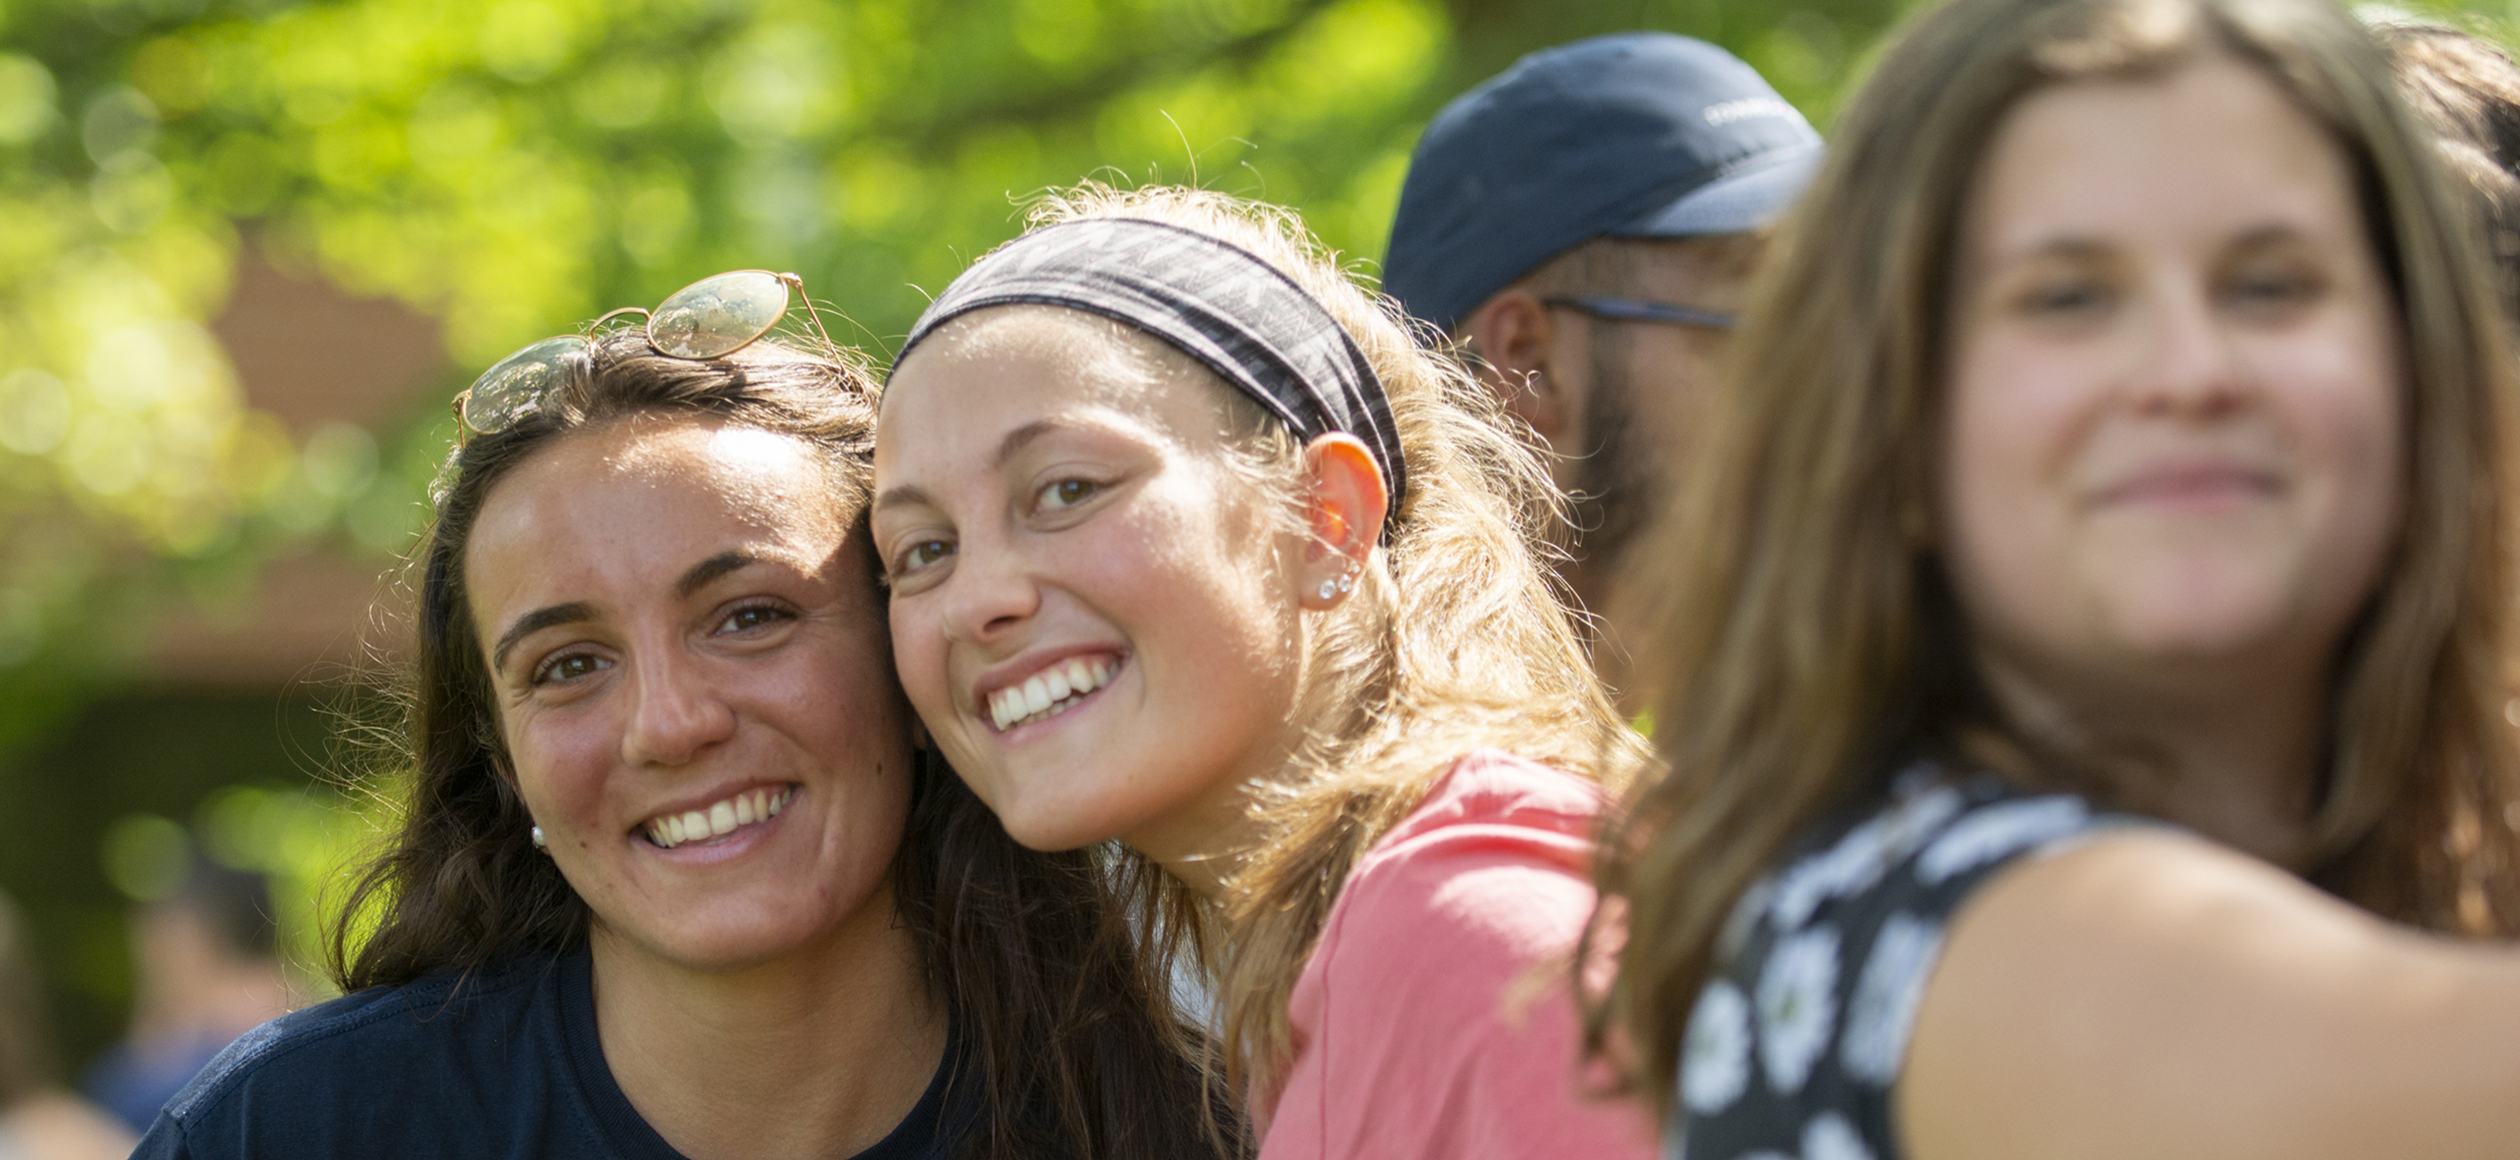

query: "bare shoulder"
left=1899, top=829, right=2520, bottom=1160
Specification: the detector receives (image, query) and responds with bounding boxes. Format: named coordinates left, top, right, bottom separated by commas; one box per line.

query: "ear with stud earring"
left=1315, top=559, right=1364, bottom=603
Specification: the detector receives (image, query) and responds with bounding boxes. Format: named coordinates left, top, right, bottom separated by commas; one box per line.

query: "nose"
left=937, top=529, right=1040, bottom=648
left=619, top=649, right=737, bottom=768
left=2124, top=277, right=2249, bottom=420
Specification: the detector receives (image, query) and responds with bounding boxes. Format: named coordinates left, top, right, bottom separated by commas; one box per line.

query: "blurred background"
left=0, top=0, right=2504, bottom=1117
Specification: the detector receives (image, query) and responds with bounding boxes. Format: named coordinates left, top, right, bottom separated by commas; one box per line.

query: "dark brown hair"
left=329, top=330, right=1238, bottom=1159
left=1592, top=0, right=2520, bottom=1127
left=2381, top=22, right=2520, bottom=312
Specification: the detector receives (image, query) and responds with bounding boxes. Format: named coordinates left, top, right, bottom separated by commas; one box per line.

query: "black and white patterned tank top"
left=1672, top=764, right=2134, bottom=1160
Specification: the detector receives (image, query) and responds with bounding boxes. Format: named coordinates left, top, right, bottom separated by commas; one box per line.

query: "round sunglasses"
left=451, top=269, right=830, bottom=441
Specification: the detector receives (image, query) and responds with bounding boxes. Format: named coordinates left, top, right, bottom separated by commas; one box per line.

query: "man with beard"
left=1383, top=33, right=1818, bottom=686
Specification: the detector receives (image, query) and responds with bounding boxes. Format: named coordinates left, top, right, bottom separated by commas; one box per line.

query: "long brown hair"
left=1592, top=0, right=2520, bottom=1125
left=963, top=186, right=1651, bottom=1098
left=329, top=331, right=1235, bottom=1159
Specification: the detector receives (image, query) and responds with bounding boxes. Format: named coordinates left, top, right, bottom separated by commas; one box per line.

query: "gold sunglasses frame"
left=449, top=269, right=833, bottom=442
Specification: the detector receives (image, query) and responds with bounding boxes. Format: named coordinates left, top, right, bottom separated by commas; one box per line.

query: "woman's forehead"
left=476, top=418, right=850, bottom=560
left=903, top=305, right=1190, bottom=386
left=883, top=306, right=1234, bottom=445
left=1967, top=57, right=2354, bottom=257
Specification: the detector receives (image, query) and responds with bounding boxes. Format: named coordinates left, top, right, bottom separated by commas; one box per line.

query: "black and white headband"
left=892, top=217, right=1407, bottom=536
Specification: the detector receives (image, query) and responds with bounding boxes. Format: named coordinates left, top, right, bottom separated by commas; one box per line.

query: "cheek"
left=888, top=600, right=949, bottom=721
left=1624, top=331, right=1724, bottom=441
left=775, top=628, right=915, bottom=761
left=1110, top=475, right=1297, bottom=657
left=503, top=704, right=617, bottom=830
left=2262, top=327, right=2404, bottom=572
left=1940, top=333, right=2095, bottom=594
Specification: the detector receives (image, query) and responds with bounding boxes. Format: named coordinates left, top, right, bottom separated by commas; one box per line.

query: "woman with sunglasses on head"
left=1588, top=1, right=2520, bottom=1158
left=874, top=190, right=1660, bottom=1159
left=132, top=273, right=1233, bottom=1160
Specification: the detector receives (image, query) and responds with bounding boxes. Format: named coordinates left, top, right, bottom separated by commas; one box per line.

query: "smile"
left=639, top=785, right=794, bottom=849
left=2091, top=462, right=2281, bottom=509
left=985, top=655, right=1119, bottom=732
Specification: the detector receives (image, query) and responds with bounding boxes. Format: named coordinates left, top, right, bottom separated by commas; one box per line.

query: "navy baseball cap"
left=1383, top=33, right=1823, bottom=334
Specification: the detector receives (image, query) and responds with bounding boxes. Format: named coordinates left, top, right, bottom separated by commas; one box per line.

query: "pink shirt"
left=1256, top=750, right=1659, bottom=1160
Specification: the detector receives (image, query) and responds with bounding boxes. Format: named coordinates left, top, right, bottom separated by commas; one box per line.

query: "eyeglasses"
left=452, top=269, right=830, bottom=441
left=1542, top=294, right=1736, bottom=330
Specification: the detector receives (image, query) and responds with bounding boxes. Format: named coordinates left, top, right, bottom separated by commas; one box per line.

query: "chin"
left=600, top=916, right=820, bottom=973
left=968, top=750, right=1136, bottom=852
left=2098, top=556, right=2302, bottom=647
left=2108, top=597, right=2295, bottom=661
left=994, top=797, right=1122, bottom=853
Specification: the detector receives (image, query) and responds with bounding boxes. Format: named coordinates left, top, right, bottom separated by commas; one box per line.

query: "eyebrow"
left=2000, top=222, right=2309, bottom=267
left=2224, top=223, right=2309, bottom=253
left=487, top=553, right=767, bottom=672
left=491, top=602, right=596, bottom=673
left=1995, top=236, right=2114, bottom=266
left=872, top=418, right=1079, bottom=515
left=676, top=551, right=763, bottom=599
left=993, top=418, right=1070, bottom=466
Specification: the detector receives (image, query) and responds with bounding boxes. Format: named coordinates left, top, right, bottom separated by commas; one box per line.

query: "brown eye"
left=894, top=539, right=954, bottom=578
left=2020, top=278, right=2111, bottom=318
left=1040, top=478, right=1097, bottom=511
left=533, top=652, right=611, bottom=686
left=716, top=604, right=790, bottom=634
left=2223, top=268, right=2319, bottom=313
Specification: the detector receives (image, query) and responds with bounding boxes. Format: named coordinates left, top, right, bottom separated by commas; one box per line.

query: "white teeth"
left=643, top=786, right=794, bottom=849
left=985, top=656, right=1121, bottom=732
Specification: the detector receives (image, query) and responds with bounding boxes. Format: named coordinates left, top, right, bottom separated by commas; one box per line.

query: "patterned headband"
left=893, top=217, right=1407, bottom=536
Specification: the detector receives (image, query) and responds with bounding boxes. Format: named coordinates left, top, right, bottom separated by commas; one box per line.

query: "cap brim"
left=1613, top=145, right=1823, bottom=237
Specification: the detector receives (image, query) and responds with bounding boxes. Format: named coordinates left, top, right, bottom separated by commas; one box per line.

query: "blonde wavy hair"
left=990, top=184, right=1649, bottom=1097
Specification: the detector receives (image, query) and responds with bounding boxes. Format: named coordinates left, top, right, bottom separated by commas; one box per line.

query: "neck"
left=1974, top=642, right=2329, bottom=868
left=1135, top=781, right=1267, bottom=901
left=590, top=884, right=945, bottom=1160
left=1130, top=694, right=1325, bottom=902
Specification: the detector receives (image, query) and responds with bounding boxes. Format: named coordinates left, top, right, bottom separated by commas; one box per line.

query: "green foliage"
left=0, top=0, right=2512, bottom=1065
left=0, top=0, right=2047, bottom=689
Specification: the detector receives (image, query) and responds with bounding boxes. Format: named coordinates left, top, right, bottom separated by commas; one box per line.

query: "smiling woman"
left=127, top=326, right=1234, bottom=1160
left=1592, top=1, right=2520, bottom=1158
left=875, top=189, right=1659, bottom=1159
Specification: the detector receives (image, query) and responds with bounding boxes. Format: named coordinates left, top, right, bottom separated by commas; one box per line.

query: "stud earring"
left=1317, top=579, right=1338, bottom=601
left=530, top=825, right=547, bottom=850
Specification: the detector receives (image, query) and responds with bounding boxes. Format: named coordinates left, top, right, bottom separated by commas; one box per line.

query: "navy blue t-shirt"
left=131, top=947, right=972, bottom=1159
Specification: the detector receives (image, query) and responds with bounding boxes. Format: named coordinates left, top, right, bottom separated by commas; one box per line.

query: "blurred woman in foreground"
left=134, top=278, right=1228, bottom=1160
left=1593, top=0, right=2520, bottom=1156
